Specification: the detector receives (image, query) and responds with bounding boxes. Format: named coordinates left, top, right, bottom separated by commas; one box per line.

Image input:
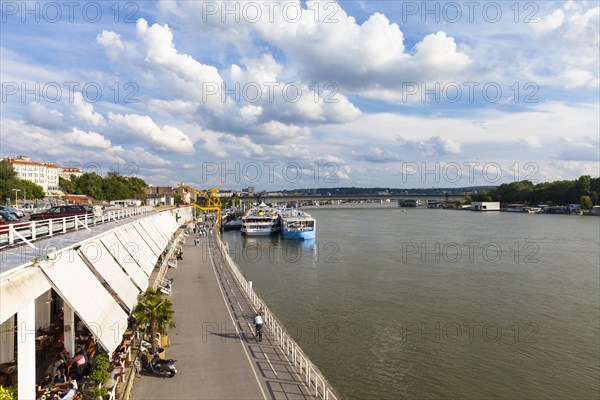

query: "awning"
left=156, top=213, right=178, bottom=237
left=137, top=221, right=168, bottom=252
left=78, top=240, right=140, bottom=312
left=0, top=267, right=51, bottom=324
left=100, top=233, right=149, bottom=292
left=132, top=222, right=163, bottom=257
left=115, top=227, right=156, bottom=276
left=142, top=215, right=171, bottom=248
left=40, top=257, right=128, bottom=354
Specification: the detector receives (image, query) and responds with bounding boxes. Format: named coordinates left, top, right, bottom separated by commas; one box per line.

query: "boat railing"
left=213, top=232, right=340, bottom=400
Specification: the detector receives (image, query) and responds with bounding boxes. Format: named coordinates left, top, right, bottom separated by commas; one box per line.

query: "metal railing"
left=213, top=232, right=340, bottom=400
left=0, top=206, right=154, bottom=249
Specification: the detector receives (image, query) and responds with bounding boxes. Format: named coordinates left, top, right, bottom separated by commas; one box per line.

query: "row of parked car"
left=0, top=205, right=96, bottom=233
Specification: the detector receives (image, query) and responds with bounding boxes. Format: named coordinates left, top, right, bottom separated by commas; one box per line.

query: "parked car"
left=0, top=211, right=29, bottom=233
left=29, top=205, right=93, bottom=221
left=0, top=205, right=24, bottom=219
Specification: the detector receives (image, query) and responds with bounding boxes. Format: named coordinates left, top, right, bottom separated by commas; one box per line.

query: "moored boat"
left=241, top=203, right=280, bottom=235
left=279, top=209, right=316, bottom=240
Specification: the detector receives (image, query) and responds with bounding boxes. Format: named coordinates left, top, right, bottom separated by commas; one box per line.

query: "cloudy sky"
left=1, top=0, right=598, bottom=190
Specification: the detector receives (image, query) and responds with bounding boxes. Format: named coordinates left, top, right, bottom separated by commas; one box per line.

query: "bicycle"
left=255, top=323, right=263, bottom=342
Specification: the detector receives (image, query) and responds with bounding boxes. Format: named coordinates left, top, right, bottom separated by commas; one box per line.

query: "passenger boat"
left=279, top=208, right=316, bottom=240
left=223, top=217, right=243, bottom=230
left=241, top=203, right=280, bottom=235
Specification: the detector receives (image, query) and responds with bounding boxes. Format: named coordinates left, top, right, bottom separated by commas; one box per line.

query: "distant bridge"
left=235, top=193, right=465, bottom=204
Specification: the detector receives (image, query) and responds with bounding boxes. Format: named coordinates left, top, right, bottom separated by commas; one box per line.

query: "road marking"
left=264, top=353, right=278, bottom=378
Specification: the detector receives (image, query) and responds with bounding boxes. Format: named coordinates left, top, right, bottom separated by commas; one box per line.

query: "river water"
left=223, top=204, right=600, bottom=400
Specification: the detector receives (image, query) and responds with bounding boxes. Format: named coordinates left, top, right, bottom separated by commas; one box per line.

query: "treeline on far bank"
left=60, top=172, right=146, bottom=202
left=467, top=175, right=600, bottom=208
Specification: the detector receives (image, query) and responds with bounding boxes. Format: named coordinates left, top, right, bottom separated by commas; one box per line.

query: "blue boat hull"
left=281, top=228, right=316, bottom=240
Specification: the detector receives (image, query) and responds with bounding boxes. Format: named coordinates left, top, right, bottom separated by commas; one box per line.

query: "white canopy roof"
left=40, top=256, right=128, bottom=354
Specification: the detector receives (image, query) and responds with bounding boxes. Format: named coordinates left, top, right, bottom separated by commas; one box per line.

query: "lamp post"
left=12, top=189, right=21, bottom=207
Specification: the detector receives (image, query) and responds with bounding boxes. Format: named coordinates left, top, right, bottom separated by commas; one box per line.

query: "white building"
left=110, top=199, right=143, bottom=207
left=60, top=167, right=83, bottom=180
left=5, top=156, right=61, bottom=193
left=471, top=201, right=500, bottom=211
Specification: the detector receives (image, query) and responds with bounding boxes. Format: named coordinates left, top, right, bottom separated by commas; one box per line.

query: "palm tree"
left=133, top=288, right=176, bottom=353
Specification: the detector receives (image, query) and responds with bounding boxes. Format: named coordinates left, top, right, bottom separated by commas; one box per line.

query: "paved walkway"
left=131, top=233, right=315, bottom=400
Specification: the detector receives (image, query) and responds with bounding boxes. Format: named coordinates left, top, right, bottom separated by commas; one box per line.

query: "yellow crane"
left=178, top=183, right=223, bottom=221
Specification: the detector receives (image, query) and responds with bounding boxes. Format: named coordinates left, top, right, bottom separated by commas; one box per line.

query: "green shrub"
left=91, top=353, right=110, bottom=384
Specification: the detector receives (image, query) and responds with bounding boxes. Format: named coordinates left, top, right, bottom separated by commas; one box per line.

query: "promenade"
left=131, top=233, right=315, bottom=400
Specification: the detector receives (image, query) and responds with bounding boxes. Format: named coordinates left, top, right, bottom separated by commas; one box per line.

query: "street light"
left=12, top=189, right=21, bottom=207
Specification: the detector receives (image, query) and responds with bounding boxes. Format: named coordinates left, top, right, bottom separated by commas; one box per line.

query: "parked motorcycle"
left=146, top=347, right=177, bottom=377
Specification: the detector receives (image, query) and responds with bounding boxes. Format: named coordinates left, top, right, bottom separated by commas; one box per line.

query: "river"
left=223, top=204, right=600, bottom=400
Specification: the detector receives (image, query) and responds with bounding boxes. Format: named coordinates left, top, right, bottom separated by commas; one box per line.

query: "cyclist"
left=253, top=312, right=264, bottom=342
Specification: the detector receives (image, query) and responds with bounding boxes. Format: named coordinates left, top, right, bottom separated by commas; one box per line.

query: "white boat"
left=224, top=217, right=243, bottom=230
left=279, top=208, right=316, bottom=240
left=241, top=203, right=280, bottom=236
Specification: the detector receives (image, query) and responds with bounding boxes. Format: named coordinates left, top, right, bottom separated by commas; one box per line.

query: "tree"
left=173, top=194, right=183, bottom=204
left=0, top=160, right=19, bottom=204
left=132, top=289, right=176, bottom=353
left=580, top=195, right=593, bottom=210
left=576, top=175, right=592, bottom=198
left=75, top=173, right=104, bottom=200
left=59, top=176, right=76, bottom=194
left=102, top=172, right=130, bottom=201
left=18, top=179, right=45, bottom=200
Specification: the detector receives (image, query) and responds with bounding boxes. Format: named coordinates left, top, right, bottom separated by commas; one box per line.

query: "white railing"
left=0, top=206, right=154, bottom=249
left=212, top=232, right=340, bottom=400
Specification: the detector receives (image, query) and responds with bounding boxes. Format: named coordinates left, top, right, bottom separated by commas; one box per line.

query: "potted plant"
left=132, top=289, right=176, bottom=354
left=90, top=353, right=110, bottom=399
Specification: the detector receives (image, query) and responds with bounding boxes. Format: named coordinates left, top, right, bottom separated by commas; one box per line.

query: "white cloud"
left=253, top=6, right=472, bottom=93
left=257, top=120, right=310, bottom=142
left=108, top=146, right=171, bottom=166
left=96, top=30, right=125, bottom=60
left=71, top=93, right=105, bottom=126
left=532, top=9, right=565, bottom=33
left=107, top=112, right=195, bottom=154
left=556, top=135, right=599, bottom=162
left=65, top=128, right=111, bottom=149
left=135, top=19, right=228, bottom=114
left=529, top=5, right=599, bottom=88
left=240, top=105, right=263, bottom=121
left=561, top=69, right=595, bottom=88
left=357, top=146, right=400, bottom=163
left=228, top=54, right=361, bottom=124
left=195, top=129, right=229, bottom=158
left=148, top=99, right=198, bottom=117
left=25, top=102, right=65, bottom=129
left=396, top=135, right=462, bottom=157
left=224, top=135, right=265, bottom=158
left=521, top=136, right=542, bottom=148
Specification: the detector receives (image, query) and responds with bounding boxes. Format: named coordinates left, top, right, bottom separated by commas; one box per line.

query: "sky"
left=1, top=0, right=599, bottom=190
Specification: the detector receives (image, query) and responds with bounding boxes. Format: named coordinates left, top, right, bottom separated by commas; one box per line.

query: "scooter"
left=146, top=347, right=177, bottom=377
